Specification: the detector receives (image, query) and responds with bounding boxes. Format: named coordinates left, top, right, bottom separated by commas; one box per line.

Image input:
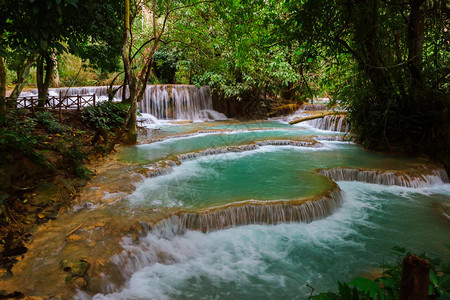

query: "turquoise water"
left=90, top=121, right=450, bottom=299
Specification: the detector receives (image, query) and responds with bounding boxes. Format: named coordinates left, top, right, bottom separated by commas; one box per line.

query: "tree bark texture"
left=0, top=57, right=6, bottom=114
left=8, top=54, right=38, bottom=104
left=37, top=54, right=54, bottom=107
left=407, top=0, right=425, bottom=93
left=399, top=255, right=430, bottom=300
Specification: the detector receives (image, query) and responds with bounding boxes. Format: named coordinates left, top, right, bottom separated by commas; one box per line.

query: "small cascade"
left=176, top=141, right=319, bottom=162
left=103, top=186, right=343, bottom=288
left=198, top=109, right=228, bottom=121
left=301, top=104, right=328, bottom=111
left=136, top=140, right=322, bottom=181
left=137, top=113, right=159, bottom=125
left=21, top=85, right=226, bottom=121
left=319, top=167, right=450, bottom=187
left=306, top=115, right=349, bottom=132
left=255, top=140, right=320, bottom=147
left=315, top=135, right=351, bottom=142
left=141, top=85, right=224, bottom=120
left=23, top=86, right=125, bottom=99
left=158, top=187, right=343, bottom=233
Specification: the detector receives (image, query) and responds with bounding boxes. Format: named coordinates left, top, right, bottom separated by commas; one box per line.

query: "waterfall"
left=319, top=167, right=449, bottom=187
left=141, top=85, right=226, bottom=120
left=156, top=187, right=343, bottom=233
left=21, top=85, right=226, bottom=121
left=300, top=104, right=328, bottom=111
left=176, top=141, right=319, bottom=162
left=306, top=115, right=349, bottom=132
left=101, top=186, right=344, bottom=290
left=287, top=102, right=349, bottom=132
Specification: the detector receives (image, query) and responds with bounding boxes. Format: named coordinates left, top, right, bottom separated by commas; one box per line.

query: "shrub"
left=0, top=109, right=42, bottom=161
left=81, top=101, right=129, bottom=131
left=35, top=111, right=67, bottom=134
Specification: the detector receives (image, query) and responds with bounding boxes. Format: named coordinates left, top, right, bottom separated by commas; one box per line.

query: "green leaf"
left=430, top=269, right=438, bottom=286
left=349, top=278, right=383, bottom=299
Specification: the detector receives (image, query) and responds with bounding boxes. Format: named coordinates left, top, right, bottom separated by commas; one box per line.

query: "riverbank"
left=0, top=109, right=105, bottom=288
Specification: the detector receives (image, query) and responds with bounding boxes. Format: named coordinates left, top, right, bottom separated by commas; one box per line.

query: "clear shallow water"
left=89, top=121, right=449, bottom=300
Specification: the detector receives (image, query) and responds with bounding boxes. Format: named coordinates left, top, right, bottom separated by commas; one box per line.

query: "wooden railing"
left=7, top=94, right=96, bottom=112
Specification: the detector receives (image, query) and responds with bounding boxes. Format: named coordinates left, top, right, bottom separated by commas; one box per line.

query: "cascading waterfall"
left=141, top=85, right=226, bottom=120
left=21, top=85, right=226, bottom=121
left=300, top=104, right=328, bottom=111
left=319, top=167, right=450, bottom=187
left=98, top=185, right=344, bottom=293
left=287, top=102, right=350, bottom=132
left=156, top=187, right=344, bottom=233
left=306, top=115, right=349, bottom=132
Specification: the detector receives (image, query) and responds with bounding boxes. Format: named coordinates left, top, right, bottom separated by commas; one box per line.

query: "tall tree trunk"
left=8, top=53, right=38, bottom=105
left=52, top=53, right=60, bottom=87
left=0, top=57, right=6, bottom=114
left=126, top=87, right=138, bottom=144
left=121, top=0, right=138, bottom=144
left=407, top=0, right=425, bottom=95
left=36, top=54, right=54, bottom=107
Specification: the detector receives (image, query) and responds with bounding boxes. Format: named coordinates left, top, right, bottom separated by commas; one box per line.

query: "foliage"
left=0, top=0, right=123, bottom=102
left=168, top=0, right=302, bottom=100
left=0, top=109, right=43, bottom=161
left=57, top=53, right=100, bottom=87
left=153, top=47, right=178, bottom=84
left=312, top=246, right=450, bottom=300
left=53, top=134, right=90, bottom=178
left=81, top=101, right=129, bottom=132
left=35, top=111, right=67, bottom=134
left=287, top=0, right=450, bottom=163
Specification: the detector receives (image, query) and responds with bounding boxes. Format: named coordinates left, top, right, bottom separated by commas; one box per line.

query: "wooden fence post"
left=93, top=94, right=96, bottom=106
left=59, top=96, right=62, bottom=122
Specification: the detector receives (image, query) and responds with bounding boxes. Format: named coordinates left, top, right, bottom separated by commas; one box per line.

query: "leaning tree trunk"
left=36, top=54, right=54, bottom=108
left=8, top=53, right=38, bottom=106
left=0, top=57, right=6, bottom=114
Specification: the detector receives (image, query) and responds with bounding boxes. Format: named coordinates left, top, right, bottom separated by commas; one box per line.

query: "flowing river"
left=7, top=87, right=450, bottom=299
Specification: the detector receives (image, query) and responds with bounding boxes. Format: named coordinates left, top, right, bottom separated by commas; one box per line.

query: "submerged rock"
left=60, top=259, right=90, bottom=287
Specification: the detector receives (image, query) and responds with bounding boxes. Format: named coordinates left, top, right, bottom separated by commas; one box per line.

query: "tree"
left=0, top=0, right=123, bottom=110
left=286, top=0, right=449, bottom=167
left=117, top=0, right=214, bottom=145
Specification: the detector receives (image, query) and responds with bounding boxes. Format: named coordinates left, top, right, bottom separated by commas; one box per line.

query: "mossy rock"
left=59, top=259, right=90, bottom=278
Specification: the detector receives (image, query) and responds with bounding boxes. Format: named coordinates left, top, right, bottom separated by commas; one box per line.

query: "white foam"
left=88, top=181, right=380, bottom=299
